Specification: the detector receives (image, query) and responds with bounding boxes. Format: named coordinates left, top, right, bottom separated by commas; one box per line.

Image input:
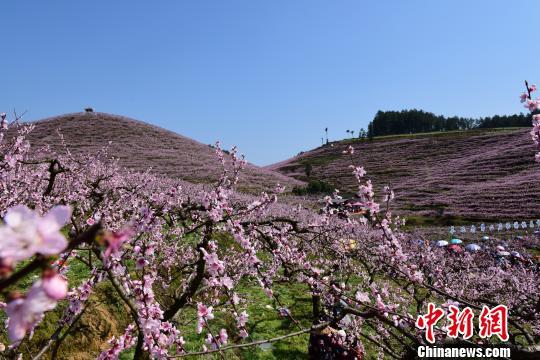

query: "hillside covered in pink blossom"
left=23, top=112, right=303, bottom=193
left=267, top=128, right=540, bottom=221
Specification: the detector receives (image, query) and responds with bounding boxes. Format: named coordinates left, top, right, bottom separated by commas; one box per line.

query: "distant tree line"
left=365, top=109, right=531, bottom=137
left=292, top=179, right=334, bottom=196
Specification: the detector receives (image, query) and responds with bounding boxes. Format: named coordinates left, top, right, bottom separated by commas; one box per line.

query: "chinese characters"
left=416, top=304, right=508, bottom=343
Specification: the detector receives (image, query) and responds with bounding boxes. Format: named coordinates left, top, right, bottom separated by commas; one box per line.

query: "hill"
left=267, top=128, right=540, bottom=222
left=21, top=112, right=303, bottom=193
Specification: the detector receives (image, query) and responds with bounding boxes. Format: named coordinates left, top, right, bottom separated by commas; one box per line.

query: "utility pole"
left=325, top=127, right=328, bottom=144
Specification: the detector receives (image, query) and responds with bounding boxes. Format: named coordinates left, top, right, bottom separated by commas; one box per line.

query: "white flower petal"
left=4, top=205, right=34, bottom=228
left=43, top=206, right=71, bottom=230
left=34, top=233, right=67, bottom=255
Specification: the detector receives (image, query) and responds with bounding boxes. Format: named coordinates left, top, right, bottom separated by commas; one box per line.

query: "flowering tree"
left=0, top=109, right=538, bottom=359
left=521, top=81, right=540, bottom=162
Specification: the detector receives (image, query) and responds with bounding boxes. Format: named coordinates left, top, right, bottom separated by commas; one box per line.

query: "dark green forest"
left=364, top=109, right=531, bottom=137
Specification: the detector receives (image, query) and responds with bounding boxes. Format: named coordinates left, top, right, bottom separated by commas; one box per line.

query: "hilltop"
left=267, top=128, right=540, bottom=222
left=21, top=112, right=303, bottom=193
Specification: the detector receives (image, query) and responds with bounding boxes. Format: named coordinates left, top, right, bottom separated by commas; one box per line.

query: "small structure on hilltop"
left=84, top=107, right=94, bottom=113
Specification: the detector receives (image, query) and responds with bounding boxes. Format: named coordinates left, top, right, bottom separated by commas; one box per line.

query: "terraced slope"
left=267, top=129, right=540, bottom=221
left=22, top=112, right=303, bottom=193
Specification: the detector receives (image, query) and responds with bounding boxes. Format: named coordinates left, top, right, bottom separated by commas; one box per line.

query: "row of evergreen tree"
left=365, top=109, right=531, bottom=138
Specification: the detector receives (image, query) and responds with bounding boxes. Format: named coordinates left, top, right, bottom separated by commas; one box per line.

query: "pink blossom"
left=349, top=165, right=366, bottom=179
left=196, top=303, right=214, bottom=333
left=197, top=303, right=214, bottom=319
left=98, top=324, right=137, bottom=360
left=236, top=311, right=249, bottom=327
left=522, top=82, right=540, bottom=163
left=221, top=276, right=233, bottom=289
left=358, top=180, right=374, bottom=197
left=520, top=92, right=529, bottom=103
left=410, top=271, right=424, bottom=284
left=376, top=295, right=387, bottom=314
left=6, top=280, right=59, bottom=343
left=0, top=205, right=71, bottom=264
left=42, top=271, right=68, bottom=300
left=204, top=334, right=216, bottom=349
left=355, top=291, right=370, bottom=302
left=342, top=145, right=354, bottom=155
left=3, top=154, right=17, bottom=167
left=364, top=200, right=380, bottom=214
left=5, top=298, right=27, bottom=343
left=103, top=228, right=132, bottom=258
left=383, top=186, right=395, bottom=202
left=201, top=248, right=224, bottom=277
left=219, top=328, right=228, bottom=344
left=204, top=328, right=228, bottom=349
left=524, top=99, right=539, bottom=111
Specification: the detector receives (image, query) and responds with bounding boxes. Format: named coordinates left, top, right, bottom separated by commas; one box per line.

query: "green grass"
left=170, top=280, right=313, bottom=360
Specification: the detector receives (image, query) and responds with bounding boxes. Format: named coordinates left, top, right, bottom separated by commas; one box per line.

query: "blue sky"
left=0, top=1, right=538, bottom=165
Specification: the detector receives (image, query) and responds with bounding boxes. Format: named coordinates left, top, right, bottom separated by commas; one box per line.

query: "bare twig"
left=168, top=320, right=334, bottom=358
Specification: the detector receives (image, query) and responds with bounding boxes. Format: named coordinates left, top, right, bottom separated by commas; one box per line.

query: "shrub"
left=292, top=179, right=334, bottom=195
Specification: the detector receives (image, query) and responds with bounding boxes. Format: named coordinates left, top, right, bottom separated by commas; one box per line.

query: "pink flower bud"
left=42, top=272, right=68, bottom=300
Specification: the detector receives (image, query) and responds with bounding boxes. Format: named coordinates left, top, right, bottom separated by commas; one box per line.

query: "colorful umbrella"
left=450, top=239, right=463, bottom=244
left=448, top=244, right=463, bottom=253
left=465, top=244, right=481, bottom=251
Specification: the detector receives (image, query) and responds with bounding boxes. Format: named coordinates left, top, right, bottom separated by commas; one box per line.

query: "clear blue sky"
left=0, top=1, right=538, bottom=165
